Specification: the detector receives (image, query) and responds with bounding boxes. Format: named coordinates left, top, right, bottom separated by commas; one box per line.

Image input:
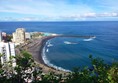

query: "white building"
left=13, top=28, right=26, bottom=44
left=25, top=32, right=31, bottom=39
left=0, top=42, right=16, bottom=67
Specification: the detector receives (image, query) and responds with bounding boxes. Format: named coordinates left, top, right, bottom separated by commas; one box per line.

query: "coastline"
left=16, top=34, right=95, bottom=73
left=27, top=36, right=67, bottom=74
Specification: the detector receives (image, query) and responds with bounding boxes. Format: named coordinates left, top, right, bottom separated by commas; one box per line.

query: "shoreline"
left=17, top=34, right=95, bottom=73
left=27, top=36, right=67, bottom=73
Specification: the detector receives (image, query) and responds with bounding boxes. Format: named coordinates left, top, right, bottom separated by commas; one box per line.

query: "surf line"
left=40, top=35, right=95, bottom=71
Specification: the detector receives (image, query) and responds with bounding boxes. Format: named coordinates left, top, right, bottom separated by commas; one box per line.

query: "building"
left=0, top=42, right=16, bottom=67
left=2, top=32, right=7, bottom=37
left=2, top=32, right=7, bottom=42
left=25, top=32, right=31, bottom=39
left=13, top=28, right=26, bottom=44
left=0, top=31, right=2, bottom=42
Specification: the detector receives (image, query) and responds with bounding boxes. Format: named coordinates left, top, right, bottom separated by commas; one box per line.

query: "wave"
left=64, top=41, right=78, bottom=45
left=83, top=36, right=96, bottom=41
left=47, top=43, right=53, bottom=47
left=42, top=45, right=71, bottom=72
left=46, top=48, right=49, bottom=52
left=46, top=40, right=53, bottom=47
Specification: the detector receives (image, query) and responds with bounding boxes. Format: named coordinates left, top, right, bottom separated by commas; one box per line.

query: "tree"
left=0, top=52, right=118, bottom=83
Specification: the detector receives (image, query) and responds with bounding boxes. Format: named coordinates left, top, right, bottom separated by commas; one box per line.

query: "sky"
left=0, top=0, right=118, bottom=21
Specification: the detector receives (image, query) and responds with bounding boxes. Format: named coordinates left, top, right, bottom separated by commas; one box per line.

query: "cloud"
left=92, top=0, right=118, bottom=12
left=1, top=12, right=117, bottom=21
left=82, top=13, right=96, bottom=17
left=0, top=0, right=118, bottom=21
left=99, top=12, right=118, bottom=17
left=59, top=12, right=118, bottom=19
left=0, top=0, right=94, bottom=16
left=0, top=0, right=55, bottom=16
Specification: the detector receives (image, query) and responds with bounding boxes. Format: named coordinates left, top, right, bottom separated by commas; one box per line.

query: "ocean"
left=0, top=21, right=118, bottom=71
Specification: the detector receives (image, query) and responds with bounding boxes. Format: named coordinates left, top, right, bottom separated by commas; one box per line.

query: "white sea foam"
left=46, top=49, right=49, bottom=52
left=64, top=41, right=78, bottom=45
left=83, top=38, right=93, bottom=41
left=92, top=36, right=96, bottom=39
left=46, top=40, right=49, bottom=45
left=83, top=36, right=96, bottom=41
left=47, top=43, right=53, bottom=47
left=42, top=46, right=71, bottom=72
left=47, top=40, right=53, bottom=47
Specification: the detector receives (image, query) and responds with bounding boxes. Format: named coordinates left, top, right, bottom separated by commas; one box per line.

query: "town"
left=0, top=28, right=58, bottom=68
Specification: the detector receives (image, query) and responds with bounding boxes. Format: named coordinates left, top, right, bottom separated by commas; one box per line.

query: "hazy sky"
left=0, top=0, right=118, bottom=21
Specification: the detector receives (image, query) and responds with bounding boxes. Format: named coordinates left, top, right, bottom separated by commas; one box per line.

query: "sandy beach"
left=26, top=36, right=66, bottom=74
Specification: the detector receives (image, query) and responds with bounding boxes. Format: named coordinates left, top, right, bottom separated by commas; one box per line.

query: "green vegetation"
left=31, top=33, right=43, bottom=38
left=6, top=35, right=13, bottom=42
left=0, top=52, right=117, bottom=83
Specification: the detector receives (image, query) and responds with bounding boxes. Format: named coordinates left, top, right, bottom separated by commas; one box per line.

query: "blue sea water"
left=0, top=21, right=118, bottom=71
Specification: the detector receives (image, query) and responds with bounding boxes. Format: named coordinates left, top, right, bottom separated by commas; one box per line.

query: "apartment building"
left=13, top=28, right=26, bottom=44
left=0, top=42, right=16, bottom=67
